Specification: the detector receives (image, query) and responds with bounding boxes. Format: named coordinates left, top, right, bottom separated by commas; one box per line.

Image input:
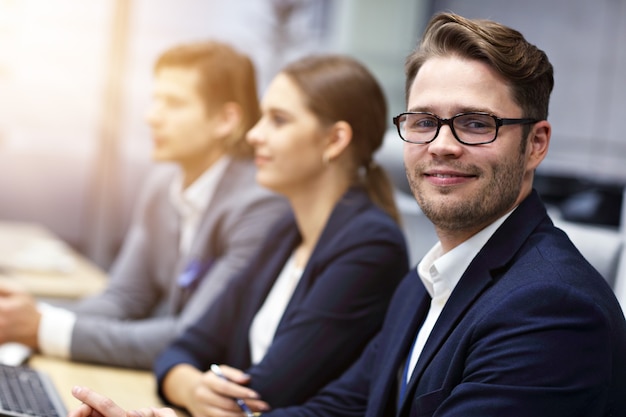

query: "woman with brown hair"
left=69, top=53, right=409, bottom=417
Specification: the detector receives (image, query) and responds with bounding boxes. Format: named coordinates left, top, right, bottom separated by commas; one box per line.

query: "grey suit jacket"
left=65, top=158, right=288, bottom=369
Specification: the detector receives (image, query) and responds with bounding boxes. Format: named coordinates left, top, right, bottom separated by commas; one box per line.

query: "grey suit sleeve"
left=68, top=167, right=178, bottom=319
left=68, top=218, right=167, bottom=319
left=67, top=174, right=288, bottom=369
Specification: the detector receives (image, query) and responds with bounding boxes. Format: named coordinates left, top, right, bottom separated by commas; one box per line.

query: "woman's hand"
left=69, top=386, right=177, bottom=417
left=184, top=365, right=270, bottom=417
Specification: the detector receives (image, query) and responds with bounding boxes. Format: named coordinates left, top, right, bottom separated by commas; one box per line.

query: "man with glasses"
left=259, top=11, right=626, bottom=417
left=64, top=11, right=626, bottom=417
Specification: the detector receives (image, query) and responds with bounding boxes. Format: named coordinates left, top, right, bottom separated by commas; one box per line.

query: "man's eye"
left=466, top=121, right=488, bottom=128
left=416, top=119, right=437, bottom=128
left=407, top=116, right=437, bottom=130
left=454, top=115, right=496, bottom=130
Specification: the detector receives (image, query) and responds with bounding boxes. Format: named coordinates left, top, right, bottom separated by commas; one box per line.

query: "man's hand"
left=69, top=386, right=178, bottom=417
left=0, top=283, right=40, bottom=347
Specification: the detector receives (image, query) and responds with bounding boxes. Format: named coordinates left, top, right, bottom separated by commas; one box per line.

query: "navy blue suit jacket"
left=266, top=190, right=626, bottom=417
left=154, top=187, right=409, bottom=408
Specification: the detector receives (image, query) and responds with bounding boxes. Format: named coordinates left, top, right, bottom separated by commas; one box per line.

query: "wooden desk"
left=0, top=223, right=178, bottom=414
left=0, top=221, right=106, bottom=299
left=29, top=355, right=165, bottom=412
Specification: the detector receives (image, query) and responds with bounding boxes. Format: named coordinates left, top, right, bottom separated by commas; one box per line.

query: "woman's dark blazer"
left=154, top=186, right=410, bottom=408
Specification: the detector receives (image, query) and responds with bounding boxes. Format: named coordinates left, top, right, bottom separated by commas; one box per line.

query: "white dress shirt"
left=404, top=210, right=514, bottom=383
left=37, top=158, right=230, bottom=359
left=169, top=156, right=230, bottom=255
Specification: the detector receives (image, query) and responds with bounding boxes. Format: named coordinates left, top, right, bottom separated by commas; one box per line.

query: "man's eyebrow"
left=405, top=106, right=494, bottom=114
left=406, top=105, right=431, bottom=113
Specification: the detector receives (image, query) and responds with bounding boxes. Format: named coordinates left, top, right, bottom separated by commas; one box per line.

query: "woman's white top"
left=249, top=253, right=304, bottom=364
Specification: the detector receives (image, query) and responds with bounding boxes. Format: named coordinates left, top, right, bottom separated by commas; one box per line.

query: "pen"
left=210, top=364, right=256, bottom=417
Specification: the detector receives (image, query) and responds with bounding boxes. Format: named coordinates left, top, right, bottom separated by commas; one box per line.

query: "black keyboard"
left=0, top=364, right=62, bottom=417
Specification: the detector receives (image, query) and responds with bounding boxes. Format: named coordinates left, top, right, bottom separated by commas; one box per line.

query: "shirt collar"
left=417, top=208, right=516, bottom=299
left=169, top=156, right=231, bottom=217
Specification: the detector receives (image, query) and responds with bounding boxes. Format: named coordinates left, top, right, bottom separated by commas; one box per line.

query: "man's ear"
left=214, top=102, right=242, bottom=137
left=322, top=121, right=353, bottom=162
left=526, top=120, right=551, bottom=171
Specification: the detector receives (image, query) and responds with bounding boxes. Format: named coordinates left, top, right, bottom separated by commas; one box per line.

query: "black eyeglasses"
left=392, top=112, right=540, bottom=145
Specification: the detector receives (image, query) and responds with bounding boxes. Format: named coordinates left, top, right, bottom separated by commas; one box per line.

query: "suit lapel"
left=372, top=271, right=430, bottom=417
left=276, top=187, right=372, bottom=324
left=399, top=262, right=495, bottom=412
left=188, top=158, right=247, bottom=261
left=171, top=159, right=254, bottom=310
left=248, top=217, right=301, bottom=314
left=398, top=190, right=549, bottom=412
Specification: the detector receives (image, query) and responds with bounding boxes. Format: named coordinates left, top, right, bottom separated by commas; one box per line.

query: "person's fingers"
left=71, top=386, right=126, bottom=417
left=152, top=407, right=178, bottom=417
left=188, top=374, right=269, bottom=416
left=216, top=365, right=250, bottom=385
left=196, top=380, right=242, bottom=412
left=241, top=398, right=272, bottom=414
left=67, top=402, right=97, bottom=417
left=201, top=374, right=270, bottom=414
left=206, top=367, right=258, bottom=399
left=207, top=373, right=260, bottom=404
left=131, top=407, right=153, bottom=417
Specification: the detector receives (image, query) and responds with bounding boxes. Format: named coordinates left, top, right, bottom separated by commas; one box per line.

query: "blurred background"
left=0, top=0, right=624, bottom=270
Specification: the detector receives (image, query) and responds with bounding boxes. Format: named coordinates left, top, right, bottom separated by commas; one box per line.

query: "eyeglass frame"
left=392, top=111, right=540, bottom=145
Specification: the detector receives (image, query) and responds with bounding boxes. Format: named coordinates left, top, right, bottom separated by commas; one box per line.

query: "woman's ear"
left=323, top=121, right=353, bottom=162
